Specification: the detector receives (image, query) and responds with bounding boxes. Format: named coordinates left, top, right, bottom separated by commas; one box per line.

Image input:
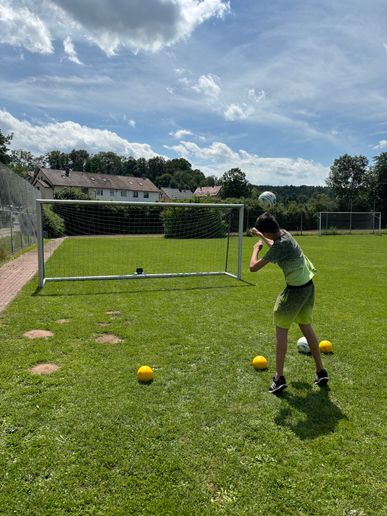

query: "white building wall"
left=95, top=189, right=160, bottom=202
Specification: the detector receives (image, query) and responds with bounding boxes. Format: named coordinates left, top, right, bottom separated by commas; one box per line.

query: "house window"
left=144, top=192, right=149, bottom=199
left=96, top=189, right=103, bottom=196
left=121, top=191, right=127, bottom=197
left=133, top=191, right=138, bottom=198
left=110, top=190, right=115, bottom=197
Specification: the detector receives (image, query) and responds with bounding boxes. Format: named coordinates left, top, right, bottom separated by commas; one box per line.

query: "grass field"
left=0, top=235, right=386, bottom=515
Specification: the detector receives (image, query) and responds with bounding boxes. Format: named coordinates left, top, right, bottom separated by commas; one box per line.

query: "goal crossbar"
left=36, top=199, right=245, bottom=287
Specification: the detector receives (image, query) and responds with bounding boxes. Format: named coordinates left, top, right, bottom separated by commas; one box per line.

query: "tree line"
left=1, top=129, right=386, bottom=225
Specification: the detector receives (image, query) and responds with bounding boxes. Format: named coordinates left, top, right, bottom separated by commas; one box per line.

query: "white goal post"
left=36, top=199, right=245, bottom=288
left=318, top=211, right=382, bottom=235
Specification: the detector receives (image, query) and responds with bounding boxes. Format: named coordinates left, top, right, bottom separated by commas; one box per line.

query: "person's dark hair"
left=255, top=212, right=280, bottom=234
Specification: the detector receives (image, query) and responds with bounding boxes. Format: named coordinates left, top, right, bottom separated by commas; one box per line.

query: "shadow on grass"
left=32, top=278, right=255, bottom=297
left=274, top=381, right=348, bottom=440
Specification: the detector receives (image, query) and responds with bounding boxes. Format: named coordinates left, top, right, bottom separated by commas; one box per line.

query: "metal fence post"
left=36, top=200, right=45, bottom=288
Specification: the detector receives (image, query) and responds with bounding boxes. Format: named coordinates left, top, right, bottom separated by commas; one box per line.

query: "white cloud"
left=0, top=3, right=53, bottom=54
left=0, top=110, right=156, bottom=158
left=0, top=0, right=230, bottom=56
left=63, top=35, right=82, bottom=64
left=165, top=139, right=329, bottom=186
left=248, top=89, right=266, bottom=103
left=128, top=119, right=136, bottom=128
left=373, top=140, right=387, bottom=150
left=192, top=74, right=221, bottom=98
left=178, top=76, right=191, bottom=86
left=170, top=129, right=192, bottom=138
left=224, top=103, right=252, bottom=121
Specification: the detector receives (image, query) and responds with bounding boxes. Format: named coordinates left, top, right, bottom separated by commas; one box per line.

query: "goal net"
left=36, top=200, right=244, bottom=287
left=318, top=212, right=382, bottom=235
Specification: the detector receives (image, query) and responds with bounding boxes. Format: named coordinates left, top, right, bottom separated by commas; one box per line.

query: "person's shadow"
left=274, top=382, right=347, bottom=440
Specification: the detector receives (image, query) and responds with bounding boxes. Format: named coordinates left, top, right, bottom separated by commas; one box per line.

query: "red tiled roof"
left=193, top=186, right=222, bottom=196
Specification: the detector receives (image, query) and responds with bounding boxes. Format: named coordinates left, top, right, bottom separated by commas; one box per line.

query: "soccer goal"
left=36, top=199, right=245, bottom=287
left=318, top=211, right=382, bottom=235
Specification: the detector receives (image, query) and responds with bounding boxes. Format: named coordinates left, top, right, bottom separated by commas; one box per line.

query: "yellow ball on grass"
left=252, top=355, right=268, bottom=370
left=137, top=365, right=154, bottom=383
left=319, top=340, right=333, bottom=353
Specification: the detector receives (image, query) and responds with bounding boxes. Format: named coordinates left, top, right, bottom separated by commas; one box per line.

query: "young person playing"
left=249, top=212, right=328, bottom=394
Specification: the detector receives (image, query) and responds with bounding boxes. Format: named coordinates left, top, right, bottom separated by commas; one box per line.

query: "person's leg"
left=269, top=326, right=288, bottom=393
left=299, top=323, right=323, bottom=371
left=275, top=326, right=288, bottom=379
left=271, top=287, right=295, bottom=392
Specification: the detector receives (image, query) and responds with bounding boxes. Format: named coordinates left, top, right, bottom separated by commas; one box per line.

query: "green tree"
left=219, top=168, right=251, bottom=198
left=69, top=149, right=90, bottom=171
left=203, top=175, right=217, bottom=187
left=9, top=150, right=45, bottom=178
left=46, top=150, right=70, bottom=170
left=165, top=158, right=192, bottom=174
left=155, top=173, right=174, bottom=187
left=0, top=129, right=13, bottom=164
left=191, top=169, right=206, bottom=188
left=134, top=157, right=149, bottom=177
left=123, top=156, right=137, bottom=176
left=148, top=156, right=166, bottom=180
left=326, top=154, right=369, bottom=211
left=88, top=152, right=123, bottom=175
left=306, top=193, right=338, bottom=213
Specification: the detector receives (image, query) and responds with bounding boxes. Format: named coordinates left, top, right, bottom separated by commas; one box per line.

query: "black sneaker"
left=269, top=376, right=288, bottom=394
left=315, top=368, right=329, bottom=386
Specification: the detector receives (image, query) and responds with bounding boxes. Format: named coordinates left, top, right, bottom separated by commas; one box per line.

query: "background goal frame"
left=36, top=199, right=245, bottom=288
left=318, top=211, right=382, bottom=235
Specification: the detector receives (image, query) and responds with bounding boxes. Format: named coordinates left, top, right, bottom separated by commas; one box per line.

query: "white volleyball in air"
left=258, top=191, right=276, bottom=211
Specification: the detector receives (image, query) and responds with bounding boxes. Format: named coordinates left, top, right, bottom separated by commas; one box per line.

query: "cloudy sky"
left=1, top=0, right=387, bottom=185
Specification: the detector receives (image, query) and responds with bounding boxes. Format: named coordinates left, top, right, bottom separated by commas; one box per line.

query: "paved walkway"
left=0, top=239, right=64, bottom=314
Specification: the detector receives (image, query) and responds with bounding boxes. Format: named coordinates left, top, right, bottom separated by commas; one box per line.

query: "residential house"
left=159, top=187, right=194, bottom=201
left=193, top=186, right=222, bottom=198
left=32, top=168, right=161, bottom=202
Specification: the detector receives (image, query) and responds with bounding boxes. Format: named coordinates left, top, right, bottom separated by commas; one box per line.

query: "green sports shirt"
left=263, top=230, right=316, bottom=286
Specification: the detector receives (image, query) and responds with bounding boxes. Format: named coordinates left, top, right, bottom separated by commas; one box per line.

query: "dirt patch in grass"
left=23, top=330, right=54, bottom=339
left=55, top=319, right=71, bottom=324
left=97, top=322, right=111, bottom=327
left=106, top=311, right=121, bottom=316
left=30, top=363, right=59, bottom=375
left=95, top=334, right=122, bottom=344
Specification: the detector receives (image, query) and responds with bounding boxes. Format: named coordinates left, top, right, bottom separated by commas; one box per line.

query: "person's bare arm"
left=249, top=240, right=269, bottom=272
left=250, top=228, right=273, bottom=248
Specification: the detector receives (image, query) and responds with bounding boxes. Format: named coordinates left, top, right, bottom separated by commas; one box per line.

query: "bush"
left=43, top=205, right=65, bottom=238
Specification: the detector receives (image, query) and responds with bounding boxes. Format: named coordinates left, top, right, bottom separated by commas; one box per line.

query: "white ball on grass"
left=297, top=336, right=310, bottom=354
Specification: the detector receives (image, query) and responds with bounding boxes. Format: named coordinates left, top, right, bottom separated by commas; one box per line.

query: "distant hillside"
left=254, top=185, right=331, bottom=202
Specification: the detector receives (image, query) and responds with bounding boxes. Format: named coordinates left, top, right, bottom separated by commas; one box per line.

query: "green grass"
left=44, top=235, right=240, bottom=278
left=0, top=235, right=386, bottom=515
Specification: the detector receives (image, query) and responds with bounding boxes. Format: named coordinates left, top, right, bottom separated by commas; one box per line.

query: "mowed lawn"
left=0, top=235, right=386, bottom=515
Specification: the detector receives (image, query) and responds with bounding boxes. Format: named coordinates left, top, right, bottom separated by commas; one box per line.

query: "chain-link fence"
left=0, top=164, right=38, bottom=261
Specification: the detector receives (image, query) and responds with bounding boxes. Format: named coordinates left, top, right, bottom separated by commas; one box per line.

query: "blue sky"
left=1, top=0, right=387, bottom=185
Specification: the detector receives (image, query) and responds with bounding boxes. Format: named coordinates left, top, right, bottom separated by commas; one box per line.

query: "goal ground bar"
left=43, top=271, right=238, bottom=284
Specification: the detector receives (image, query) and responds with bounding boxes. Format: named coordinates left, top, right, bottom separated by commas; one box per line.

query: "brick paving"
left=0, top=239, right=64, bottom=314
